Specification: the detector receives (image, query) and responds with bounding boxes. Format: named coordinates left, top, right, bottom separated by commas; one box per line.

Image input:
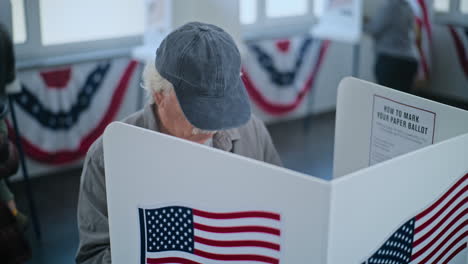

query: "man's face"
left=153, top=90, right=215, bottom=144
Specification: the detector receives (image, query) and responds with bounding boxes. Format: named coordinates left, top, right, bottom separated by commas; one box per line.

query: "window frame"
left=1, top=0, right=144, bottom=70
left=434, top=0, right=468, bottom=26
left=241, top=0, right=319, bottom=41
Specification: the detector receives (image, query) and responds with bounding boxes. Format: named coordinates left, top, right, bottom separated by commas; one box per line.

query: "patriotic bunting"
left=8, top=58, right=140, bottom=165
left=242, top=36, right=330, bottom=116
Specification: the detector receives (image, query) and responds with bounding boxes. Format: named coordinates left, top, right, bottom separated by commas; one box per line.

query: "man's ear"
left=153, top=91, right=165, bottom=107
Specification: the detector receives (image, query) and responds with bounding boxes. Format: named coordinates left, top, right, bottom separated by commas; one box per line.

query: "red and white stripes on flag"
left=448, top=26, right=468, bottom=78
left=408, top=0, right=433, bottom=80
left=362, top=174, right=467, bottom=264
left=140, top=206, right=281, bottom=264
left=410, top=174, right=467, bottom=264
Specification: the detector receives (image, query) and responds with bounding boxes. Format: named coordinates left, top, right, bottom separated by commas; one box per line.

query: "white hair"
left=141, top=61, right=216, bottom=135
left=141, top=60, right=174, bottom=96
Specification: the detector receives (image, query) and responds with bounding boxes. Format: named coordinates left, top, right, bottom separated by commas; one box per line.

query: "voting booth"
left=103, top=78, right=467, bottom=264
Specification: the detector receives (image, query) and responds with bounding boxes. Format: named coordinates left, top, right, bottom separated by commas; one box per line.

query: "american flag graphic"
left=362, top=174, right=467, bottom=264
left=138, top=206, right=281, bottom=264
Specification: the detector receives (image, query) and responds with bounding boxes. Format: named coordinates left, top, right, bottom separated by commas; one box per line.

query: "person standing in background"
left=365, top=0, right=420, bottom=93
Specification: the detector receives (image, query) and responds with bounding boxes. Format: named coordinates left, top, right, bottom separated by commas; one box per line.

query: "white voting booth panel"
left=333, top=77, right=468, bottom=178
left=328, top=133, right=468, bottom=263
left=104, top=122, right=467, bottom=264
left=103, top=123, right=331, bottom=264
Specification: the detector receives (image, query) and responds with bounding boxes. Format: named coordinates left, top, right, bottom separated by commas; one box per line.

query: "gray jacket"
left=364, top=0, right=418, bottom=60
left=75, top=104, right=282, bottom=264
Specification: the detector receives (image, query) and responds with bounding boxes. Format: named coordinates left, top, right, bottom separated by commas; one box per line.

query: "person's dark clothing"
left=375, top=54, right=419, bottom=93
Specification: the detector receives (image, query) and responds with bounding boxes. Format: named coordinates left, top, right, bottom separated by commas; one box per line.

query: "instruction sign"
left=369, top=95, right=436, bottom=165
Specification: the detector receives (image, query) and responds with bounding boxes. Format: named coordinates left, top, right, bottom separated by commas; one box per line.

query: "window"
left=11, top=0, right=27, bottom=44
left=266, top=0, right=308, bottom=18
left=240, top=0, right=258, bottom=25
left=240, top=0, right=324, bottom=39
left=313, top=0, right=326, bottom=17
left=461, top=0, right=468, bottom=13
left=39, top=0, right=144, bottom=46
left=3, top=0, right=146, bottom=67
left=434, top=0, right=468, bottom=26
left=434, top=0, right=450, bottom=12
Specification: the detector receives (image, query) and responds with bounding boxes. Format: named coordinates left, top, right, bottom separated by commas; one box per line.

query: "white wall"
left=312, top=41, right=354, bottom=112
left=427, top=24, right=468, bottom=100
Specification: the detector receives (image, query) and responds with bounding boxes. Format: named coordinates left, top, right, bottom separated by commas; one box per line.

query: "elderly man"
left=76, top=22, right=282, bottom=264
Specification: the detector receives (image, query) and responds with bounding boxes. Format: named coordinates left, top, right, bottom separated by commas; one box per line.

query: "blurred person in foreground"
left=365, top=0, right=421, bottom=93
left=76, top=22, right=282, bottom=264
left=0, top=23, right=31, bottom=264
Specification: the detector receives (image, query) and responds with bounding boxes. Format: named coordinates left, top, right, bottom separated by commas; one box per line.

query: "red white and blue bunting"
left=242, top=36, right=330, bottom=116
left=448, top=26, right=468, bottom=79
left=8, top=58, right=140, bottom=165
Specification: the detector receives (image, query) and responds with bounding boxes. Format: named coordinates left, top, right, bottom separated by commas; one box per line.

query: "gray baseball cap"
left=155, top=22, right=251, bottom=131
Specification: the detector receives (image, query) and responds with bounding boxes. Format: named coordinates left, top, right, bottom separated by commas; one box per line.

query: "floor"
left=268, top=112, right=335, bottom=180
left=9, top=112, right=336, bottom=264
left=10, top=169, right=82, bottom=264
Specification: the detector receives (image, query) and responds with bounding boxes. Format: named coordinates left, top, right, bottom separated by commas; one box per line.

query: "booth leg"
left=8, top=97, right=42, bottom=241
left=353, top=43, right=361, bottom=77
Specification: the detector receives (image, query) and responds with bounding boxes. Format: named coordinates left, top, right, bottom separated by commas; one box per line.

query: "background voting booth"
left=103, top=79, right=467, bottom=264
left=334, top=78, right=468, bottom=178
left=311, top=0, right=362, bottom=44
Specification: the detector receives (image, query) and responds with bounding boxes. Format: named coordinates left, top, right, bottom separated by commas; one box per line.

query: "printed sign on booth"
left=369, top=95, right=436, bottom=166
